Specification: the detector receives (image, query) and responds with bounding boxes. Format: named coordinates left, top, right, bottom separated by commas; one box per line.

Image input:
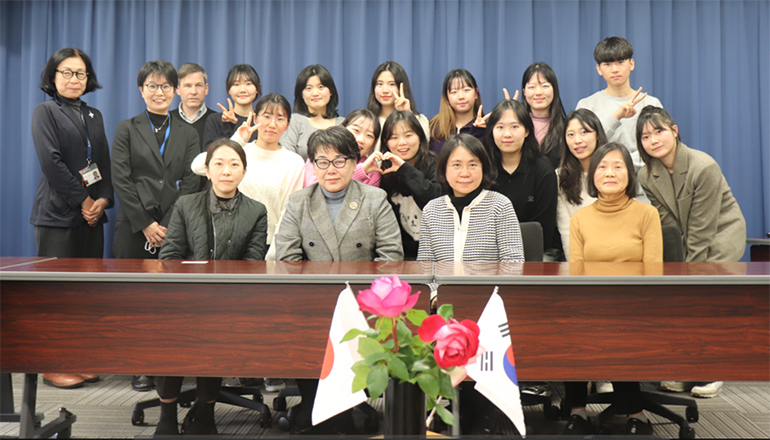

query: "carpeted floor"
left=1, top=375, right=768, bottom=438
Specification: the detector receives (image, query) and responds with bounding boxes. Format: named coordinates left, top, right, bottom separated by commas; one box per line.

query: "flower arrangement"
left=342, top=275, right=482, bottom=426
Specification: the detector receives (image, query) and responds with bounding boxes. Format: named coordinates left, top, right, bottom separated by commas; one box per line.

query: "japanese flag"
left=465, top=288, right=526, bottom=437
left=312, top=284, right=370, bottom=425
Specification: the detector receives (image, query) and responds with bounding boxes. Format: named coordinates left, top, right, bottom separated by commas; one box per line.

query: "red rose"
left=418, top=315, right=481, bottom=369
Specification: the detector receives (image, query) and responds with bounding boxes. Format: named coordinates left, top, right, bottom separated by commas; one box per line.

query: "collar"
left=178, top=105, right=208, bottom=124
left=208, top=188, right=240, bottom=213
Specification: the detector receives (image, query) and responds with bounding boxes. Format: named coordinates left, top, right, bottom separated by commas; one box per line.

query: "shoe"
left=691, top=381, right=723, bottom=398
left=154, top=418, right=179, bottom=436
left=520, top=383, right=551, bottom=397
left=595, top=381, right=613, bottom=393
left=561, top=415, right=593, bottom=436
left=620, top=417, right=653, bottom=435
left=43, top=373, right=85, bottom=389
left=264, top=378, right=286, bottom=392
left=132, top=375, right=155, bottom=392
left=183, top=418, right=217, bottom=435
left=660, top=381, right=689, bottom=392
left=224, top=377, right=261, bottom=387
left=76, top=374, right=100, bottom=383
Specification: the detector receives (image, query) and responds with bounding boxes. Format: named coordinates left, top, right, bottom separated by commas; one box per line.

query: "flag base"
left=384, top=378, right=427, bottom=436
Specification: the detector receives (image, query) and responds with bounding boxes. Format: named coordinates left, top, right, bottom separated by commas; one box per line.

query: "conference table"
left=2, top=257, right=769, bottom=436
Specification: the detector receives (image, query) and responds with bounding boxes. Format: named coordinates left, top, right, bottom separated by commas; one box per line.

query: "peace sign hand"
left=613, top=87, right=648, bottom=121
left=473, top=105, right=491, bottom=128
left=236, top=111, right=261, bottom=142
left=503, top=88, right=520, bottom=101
left=218, top=98, right=238, bottom=124
left=394, top=83, right=412, bottom=112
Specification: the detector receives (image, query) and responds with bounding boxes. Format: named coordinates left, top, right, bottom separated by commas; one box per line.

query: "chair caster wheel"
left=544, top=403, right=560, bottom=421
left=179, top=401, right=191, bottom=408
left=686, top=406, right=699, bottom=422
left=679, top=426, right=696, bottom=438
left=278, top=415, right=292, bottom=431
left=131, top=410, right=144, bottom=425
left=273, top=396, right=287, bottom=411
left=253, top=393, right=263, bottom=403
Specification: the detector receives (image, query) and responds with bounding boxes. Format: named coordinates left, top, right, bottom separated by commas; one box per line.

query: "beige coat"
left=639, top=143, right=746, bottom=262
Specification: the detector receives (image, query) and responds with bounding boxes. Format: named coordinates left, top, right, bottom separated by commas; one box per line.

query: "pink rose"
left=418, top=315, right=481, bottom=369
left=357, top=275, right=420, bottom=318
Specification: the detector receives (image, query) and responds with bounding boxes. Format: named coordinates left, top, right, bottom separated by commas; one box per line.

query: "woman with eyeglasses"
left=31, top=48, right=114, bottom=389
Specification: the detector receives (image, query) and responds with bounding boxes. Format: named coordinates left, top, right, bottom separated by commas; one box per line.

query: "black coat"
left=30, top=95, right=114, bottom=227
left=159, top=189, right=268, bottom=261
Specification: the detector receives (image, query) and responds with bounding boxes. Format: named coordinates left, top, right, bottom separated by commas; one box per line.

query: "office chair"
left=131, top=382, right=272, bottom=430
left=579, top=225, right=698, bottom=439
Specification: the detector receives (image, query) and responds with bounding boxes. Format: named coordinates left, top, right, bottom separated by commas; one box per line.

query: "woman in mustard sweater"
left=563, top=142, right=662, bottom=436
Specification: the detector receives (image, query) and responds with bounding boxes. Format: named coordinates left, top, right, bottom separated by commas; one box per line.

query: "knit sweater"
left=555, top=171, right=596, bottom=260
left=417, top=190, right=525, bottom=262
left=279, top=114, right=345, bottom=160
left=569, top=194, right=662, bottom=263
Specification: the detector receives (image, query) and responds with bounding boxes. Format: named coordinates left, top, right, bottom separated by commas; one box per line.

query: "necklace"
left=154, top=114, right=170, bottom=133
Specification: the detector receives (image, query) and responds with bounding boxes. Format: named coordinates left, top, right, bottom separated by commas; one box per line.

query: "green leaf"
left=351, top=361, right=370, bottom=393
left=417, top=372, right=440, bottom=399
left=341, top=328, right=366, bottom=343
left=411, top=357, right=437, bottom=372
left=436, top=404, right=455, bottom=426
left=377, top=316, right=392, bottom=332
left=438, top=372, right=456, bottom=400
left=358, top=336, right=386, bottom=358
left=367, top=364, right=389, bottom=399
left=387, top=357, right=410, bottom=382
left=364, top=352, right=390, bottom=365
left=396, top=320, right=413, bottom=345
left=406, top=309, right=428, bottom=326
left=367, top=314, right=378, bottom=321
left=364, top=328, right=380, bottom=339
left=437, top=304, right=454, bottom=321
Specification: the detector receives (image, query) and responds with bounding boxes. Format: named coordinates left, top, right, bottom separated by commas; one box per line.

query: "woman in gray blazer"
left=637, top=106, right=746, bottom=263
left=112, top=60, right=200, bottom=260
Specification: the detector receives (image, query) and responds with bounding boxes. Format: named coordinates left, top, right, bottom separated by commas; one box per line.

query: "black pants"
left=112, top=221, right=160, bottom=259
left=156, top=376, right=222, bottom=403
left=563, top=381, right=643, bottom=414
left=35, top=223, right=104, bottom=258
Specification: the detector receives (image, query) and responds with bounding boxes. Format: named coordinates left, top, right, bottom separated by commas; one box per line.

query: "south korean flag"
left=465, top=288, right=526, bottom=437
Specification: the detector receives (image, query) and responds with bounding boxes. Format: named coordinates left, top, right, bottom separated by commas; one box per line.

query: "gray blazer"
left=639, top=143, right=746, bottom=262
left=275, top=180, right=404, bottom=261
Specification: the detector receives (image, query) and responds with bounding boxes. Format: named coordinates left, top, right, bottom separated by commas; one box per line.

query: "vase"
left=384, top=377, right=427, bottom=436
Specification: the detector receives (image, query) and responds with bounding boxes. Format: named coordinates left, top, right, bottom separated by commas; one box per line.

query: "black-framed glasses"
left=57, top=70, right=88, bottom=80
left=144, top=83, right=174, bottom=93
left=313, top=157, right=349, bottom=170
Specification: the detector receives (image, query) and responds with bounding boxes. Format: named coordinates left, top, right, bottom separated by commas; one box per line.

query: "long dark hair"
left=559, top=109, right=607, bottom=205
left=521, top=62, right=566, bottom=161
left=367, top=61, right=419, bottom=116
left=380, top=111, right=435, bottom=195
left=293, top=64, right=339, bottom=119
left=483, top=99, right=541, bottom=168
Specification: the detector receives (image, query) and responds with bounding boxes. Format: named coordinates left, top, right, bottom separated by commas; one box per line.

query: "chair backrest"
left=662, top=225, right=685, bottom=263
left=519, top=222, right=544, bottom=262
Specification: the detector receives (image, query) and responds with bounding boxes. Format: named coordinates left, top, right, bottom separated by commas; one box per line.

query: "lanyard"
left=78, top=109, right=92, bottom=164
left=146, top=111, right=171, bottom=157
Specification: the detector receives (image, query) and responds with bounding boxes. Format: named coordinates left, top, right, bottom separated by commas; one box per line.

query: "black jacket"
left=159, top=189, right=268, bottom=261
left=30, top=95, right=114, bottom=227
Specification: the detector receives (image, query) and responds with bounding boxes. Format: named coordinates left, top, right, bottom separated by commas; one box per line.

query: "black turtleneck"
left=57, top=93, right=82, bottom=121
left=448, top=186, right=484, bottom=218
left=148, top=111, right=170, bottom=149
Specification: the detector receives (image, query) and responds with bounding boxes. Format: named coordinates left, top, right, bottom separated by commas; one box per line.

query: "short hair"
left=137, top=60, right=178, bottom=89
left=341, top=108, right=381, bottom=142
left=307, top=126, right=360, bottom=163
left=205, top=138, right=247, bottom=169
left=483, top=99, right=542, bottom=166
left=177, top=63, right=207, bottom=83
left=225, top=64, right=261, bottom=97
left=367, top=61, right=419, bottom=115
left=636, top=105, right=681, bottom=168
left=254, top=93, right=291, bottom=124
left=293, top=64, right=339, bottom=119
left=559, top=109, right=608, bottom=205
left=39, top=48, right=102, bottom=97
left=436, top=134, right=496, bottom=192
left=430, top=69, right=482, bottom=141
left=594, top=36, right=634, bottom=64
left=586, top=142, right=638, bottom=199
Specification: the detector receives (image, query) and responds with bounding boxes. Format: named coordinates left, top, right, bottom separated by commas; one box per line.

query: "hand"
left=362, top=151, right=385, bottom=175
left=217, top=98, right=238, bottom=124
left=503, top=88, right=520, bottom=101
left=82, top=198, right=108, bottom=227
left=80, top=196, right=95, bottom=211
left=380, top=151, right=405, bottom=174
left=473, top=104, right=491, bottom=128
left=612, top=87, right=648, bottom=121
left=142, top=222, right=167, bottom=247
left=393, top=83, right=412, bottom=112
left=236, top=112, right=260, bottom=142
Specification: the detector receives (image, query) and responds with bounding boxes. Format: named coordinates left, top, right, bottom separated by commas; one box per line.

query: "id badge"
left=79, top=162, right=102, bottom=187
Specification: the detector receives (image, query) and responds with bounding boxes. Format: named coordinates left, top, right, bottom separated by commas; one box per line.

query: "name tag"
left=79, top=162, right=102, bottom=187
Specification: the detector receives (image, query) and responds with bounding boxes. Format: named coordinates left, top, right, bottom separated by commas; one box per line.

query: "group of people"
left=30, top=35, right=746, bottom=436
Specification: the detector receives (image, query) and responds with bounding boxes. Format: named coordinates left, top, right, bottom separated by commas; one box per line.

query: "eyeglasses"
left=313, top=157, right=349, bottom=170
left=57, top=70, right=88, bottom=80
left=144, top=83, right=174, bottom=93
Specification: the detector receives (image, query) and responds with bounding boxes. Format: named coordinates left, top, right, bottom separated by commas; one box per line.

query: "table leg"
left=19, top=373, right=38, bottom=438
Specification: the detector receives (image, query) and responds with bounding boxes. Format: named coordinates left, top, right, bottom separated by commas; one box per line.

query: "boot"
left=183, top=400, right=217, bottom=435
left=154, top=400, right=179, bottom=436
